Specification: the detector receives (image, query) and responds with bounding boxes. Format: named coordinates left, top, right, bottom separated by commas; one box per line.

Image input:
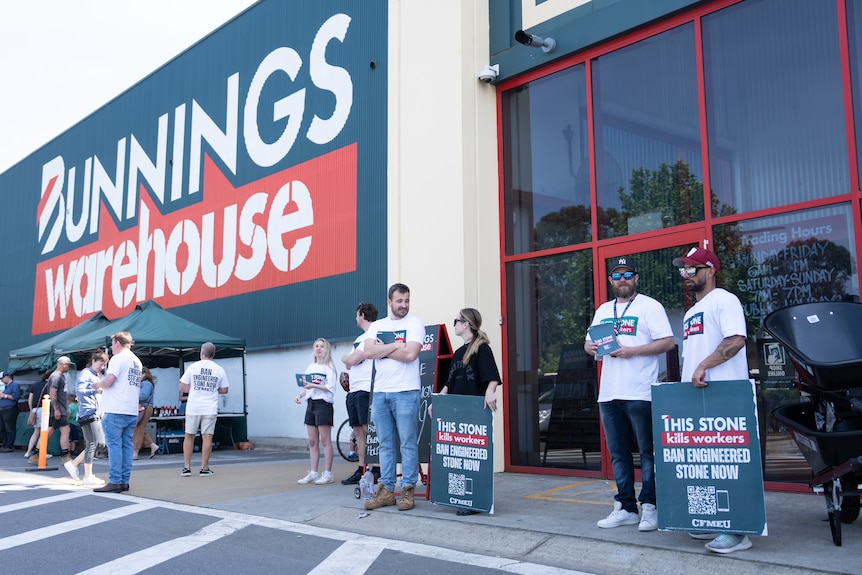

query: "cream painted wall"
left=244, top=1, right=505, bottom=471
left=388, top=1, right=504, bottom=470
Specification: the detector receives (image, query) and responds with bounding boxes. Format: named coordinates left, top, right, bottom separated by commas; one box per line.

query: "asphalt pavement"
left=1, top=440, right=859, bottom=575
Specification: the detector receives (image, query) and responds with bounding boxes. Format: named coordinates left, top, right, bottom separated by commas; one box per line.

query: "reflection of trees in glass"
left=534, top=251, right=594, bottom=375
left=609, top=160, right=705, bottom=235
left=534, top=205, right=591, bottom=251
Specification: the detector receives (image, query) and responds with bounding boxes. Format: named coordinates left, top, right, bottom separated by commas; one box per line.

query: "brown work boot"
left=364, top=484, right=396, bottom=510
left=398, top=484, right=415, bottom=511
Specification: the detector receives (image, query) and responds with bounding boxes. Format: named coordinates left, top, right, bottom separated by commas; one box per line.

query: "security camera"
left=478, top=64, right=499, bottom=84
left=514, top=29, right=556, bottom=53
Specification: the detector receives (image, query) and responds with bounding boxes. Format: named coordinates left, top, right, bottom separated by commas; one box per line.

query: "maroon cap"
left=672, top=247, right=720, bottom=270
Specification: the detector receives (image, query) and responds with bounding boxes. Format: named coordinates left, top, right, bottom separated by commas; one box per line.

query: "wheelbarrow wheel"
left=841, top=495, right=860, bottom=524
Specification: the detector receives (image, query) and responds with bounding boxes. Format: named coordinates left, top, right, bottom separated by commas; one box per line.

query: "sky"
left=0, top=0, right=259, bottom=173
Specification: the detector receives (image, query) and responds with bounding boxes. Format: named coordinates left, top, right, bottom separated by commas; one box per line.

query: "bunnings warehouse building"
left=0, top=0, right=859, bottom=491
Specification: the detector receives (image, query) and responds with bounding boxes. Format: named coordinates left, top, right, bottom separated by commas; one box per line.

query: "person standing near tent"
left=180, top=342, right=229, bottom=477
left=65, top=350, right=108, bottom=485
left=93, top=331, right=142, bottom=493
left=0, top=370, right=21, bottom=452
left=47, top=356, right=75, bottom=464
left=133, top=367, right=160, bottom=459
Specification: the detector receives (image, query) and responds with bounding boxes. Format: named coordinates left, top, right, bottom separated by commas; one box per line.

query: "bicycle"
left=336, top=418, right=359, bottom=462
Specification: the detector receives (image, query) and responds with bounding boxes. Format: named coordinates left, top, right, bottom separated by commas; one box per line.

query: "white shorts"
left=185, top=414, right=217, bottom=435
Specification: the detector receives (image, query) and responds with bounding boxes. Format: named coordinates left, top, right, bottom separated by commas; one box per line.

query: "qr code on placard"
left=687, top=485, right=717, bottom=515
left=448, top=473, right=467, bottom=496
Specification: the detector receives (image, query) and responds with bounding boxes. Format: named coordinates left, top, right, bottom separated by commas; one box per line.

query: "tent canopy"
left=8, top=301, right=245, bottom=371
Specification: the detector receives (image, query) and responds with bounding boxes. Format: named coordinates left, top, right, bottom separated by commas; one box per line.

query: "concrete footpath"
left=3, top=440, right=859, bottom=575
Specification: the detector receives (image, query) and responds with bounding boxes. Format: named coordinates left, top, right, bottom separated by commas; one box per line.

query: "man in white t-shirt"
left=361, top=283, right=424, bottom=512
left=93, top=331, right=142, bottom=493
left=674, top=246, right=751, bottom=554
left=179, top=342, right=229, bottom=477
left=585, top=256, right=674, bottom=533
left=340, top=302, right=380, bottom=485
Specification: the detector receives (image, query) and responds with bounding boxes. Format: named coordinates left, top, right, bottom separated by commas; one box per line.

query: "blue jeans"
left=599, top=400, right=655, bottom=512
left=371, top=390, right=420, bottom=491
left=102, top=413, right=137, bottom=484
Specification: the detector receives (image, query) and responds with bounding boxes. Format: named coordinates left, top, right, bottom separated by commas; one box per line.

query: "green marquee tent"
left=8, top=301, right=245, bottom=372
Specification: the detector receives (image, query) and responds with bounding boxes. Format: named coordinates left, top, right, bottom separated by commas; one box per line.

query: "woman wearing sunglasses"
left=437, top=308, right=502, bottom=515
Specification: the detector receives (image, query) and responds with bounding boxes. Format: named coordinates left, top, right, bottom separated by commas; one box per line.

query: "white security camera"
left=478, top=64, right=499, bottom=84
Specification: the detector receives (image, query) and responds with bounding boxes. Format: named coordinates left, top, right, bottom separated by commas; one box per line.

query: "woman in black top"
left=439, top=308, right=502, bottom=514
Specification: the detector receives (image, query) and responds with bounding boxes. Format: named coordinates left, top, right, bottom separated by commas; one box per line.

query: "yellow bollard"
left=38, top=394, right=50, bottom=469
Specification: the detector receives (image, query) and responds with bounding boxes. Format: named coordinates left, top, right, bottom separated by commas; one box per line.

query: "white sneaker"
left=24, top=451, right=32, bottom=458
left=314, top=471, right=334, bottom=485
left=63, top=461, right=79, bottom=480
left=82, top=475, right=104, bottom=486
left=638, top=503, right=657, bottom=531
left=597, top=501, right=640, bottom=528
left=297, top=471, right=320, bottom=485
left=705, top=534, right=752, bottom=554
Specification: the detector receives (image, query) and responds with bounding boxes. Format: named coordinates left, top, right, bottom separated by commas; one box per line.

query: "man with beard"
left=585, top=256, right=674, bottom=532
left=673, top=246, right=751, bottom=554
left=360, top=283, right=424, bottom=512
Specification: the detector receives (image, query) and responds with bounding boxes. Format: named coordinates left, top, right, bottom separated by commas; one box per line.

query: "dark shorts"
left=69, top=424, right=81, bottom=441
left=50, top=415, right=69, bottom=429
left=304, top=399, right=334, bottom=427
left=346, top=391, right=371, bottom=427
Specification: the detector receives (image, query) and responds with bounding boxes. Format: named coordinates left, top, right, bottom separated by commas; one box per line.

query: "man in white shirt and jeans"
left=93, top=332, right=142, bottom=493
left=180, top=342, right=229, bottom=477
left=361, top=283, right=424, bottom=512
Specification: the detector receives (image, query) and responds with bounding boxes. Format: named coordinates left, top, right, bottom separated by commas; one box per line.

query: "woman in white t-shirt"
left=294, top=338, right=338, bottom=485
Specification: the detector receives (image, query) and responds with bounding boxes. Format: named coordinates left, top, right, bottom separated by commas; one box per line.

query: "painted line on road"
left=307, top=539, right=385, bottom=575
left=0, top=502, right=153, bottom=551
left=75, top=518, right=249, bottom=575
left=0, top=489, right=90, bottom=512
left=525, top=480, right=615, bottom=504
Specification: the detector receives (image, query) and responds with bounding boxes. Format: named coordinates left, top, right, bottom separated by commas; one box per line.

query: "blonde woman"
left=294, top=338, right=338, bottom=485
left=438, top=308, right=502, bottom=515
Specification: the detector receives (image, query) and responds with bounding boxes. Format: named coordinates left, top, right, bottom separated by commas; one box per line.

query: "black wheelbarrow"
left=764, top=301, right=862, bottom=546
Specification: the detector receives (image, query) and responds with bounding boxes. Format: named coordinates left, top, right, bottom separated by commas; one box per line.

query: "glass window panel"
left=592, top=23, right=702, bottom=239
left=502, top=65, right=590, bottom=255
left=714, top=204, right=858, bottom=483
left=505, top=250, right=597, bottom=470
left=847, top=0, right=862, bottom=182
left=703, top=0, right=847, bottom=213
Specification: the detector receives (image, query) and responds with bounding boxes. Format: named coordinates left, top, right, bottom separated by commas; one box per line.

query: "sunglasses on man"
left=678, top=266, right=708, bottom=277
left=610, top=271, right=635, bottom=281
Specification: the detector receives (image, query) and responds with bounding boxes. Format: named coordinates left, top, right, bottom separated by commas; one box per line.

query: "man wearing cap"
left=585, top=256, right=674, bottom=532
left=673, top=246, right=751, bottom=554
left=0, top=371, right=22, bottom=452
left=47, top=356, right=75, bottom=463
